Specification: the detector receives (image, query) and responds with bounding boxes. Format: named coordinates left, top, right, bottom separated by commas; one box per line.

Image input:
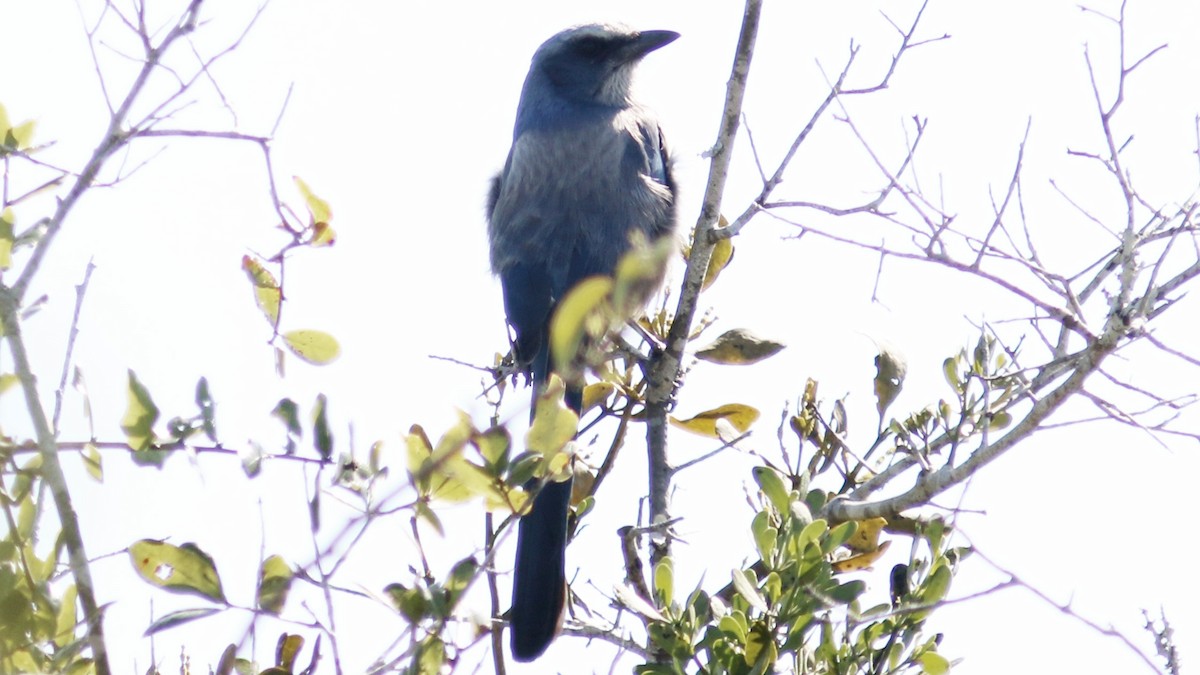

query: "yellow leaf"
left=440, top=453, right=500, bottom=502
left=695, top=328, right=786, bottom=365
left=294, top=176, right=332, bottom=224
left=0, top=372, right=18, bottom=396
left=129, top=539, right=226, bottom=602
left=422, top=413, right=477, bottom=502
left=526, top=376, right=579, bottom=467
left=581, top=381, right=616, bottom=413
left=9, top=120, right=35, bottom=150
left=702, top=228, right=734, bottom=291
left=83, top=442, right=103, bottom=482
left=282, top=329, right=341, bottom=365
left=845, top=517, right=888, bottom=553
left=121, top=370, right=159, bottom=451
left=241, top=254, right=281, bottom=326
left=669, top=403, right=759, bottom=439
left=310, top=220, right=337, bottom=247
left=833, top=540, right=891, bottom=573
left=550, top=276, right=612, bottom=375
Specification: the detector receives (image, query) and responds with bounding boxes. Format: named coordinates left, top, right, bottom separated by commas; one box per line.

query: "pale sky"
left=3, top=0, right=1198, bottom=673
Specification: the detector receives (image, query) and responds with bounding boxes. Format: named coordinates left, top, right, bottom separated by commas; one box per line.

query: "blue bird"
left=487, top=23, right=679, bottom=661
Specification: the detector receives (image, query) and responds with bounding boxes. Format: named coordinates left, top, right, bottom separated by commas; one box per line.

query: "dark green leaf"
left=312, top=394, right=332, bottom=461
left=142, top=607, right=221, bottom=635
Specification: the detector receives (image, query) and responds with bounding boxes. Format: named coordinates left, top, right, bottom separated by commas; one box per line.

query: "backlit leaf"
left=294, top=176, right=332, bottom=225
left=669, top=403, right=759, bottom=438
left=310, top=220, right=337, bottom=247
left=702, top=227, right=734, bottom=291
left=550, top=276, right=612, bottom=375
left=241, top=255, right=281, bottom=327
left=276, top=634, right=305, bottom=672
left=526, top=376, right=579, bottom=462
left=121, top=370, right=159, bottom=451
left=581, top=381, right=616, bottom=413
left=874, top=344, right=908, bottom=418
left=129, top=539, right=225, bottom=603
left=612, top=232, right=672, bottom=316
left=832, top=540, right=892, bottom=573
left=845, top=517, right=888, bottom=553
left=257, top=555, right=294, bottom=615
left=695, top=328, right=785, bottom=365
left=919, top=651, right=950, bottom=675
left=312, top=394, right=333, bottom=461
left=283, top=330, right=341, bottom=365
left=143, top=608, right=221, bottom=635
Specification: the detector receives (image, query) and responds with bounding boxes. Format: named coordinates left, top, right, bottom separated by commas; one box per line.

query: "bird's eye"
left=571, top=36, right=608, bottom=60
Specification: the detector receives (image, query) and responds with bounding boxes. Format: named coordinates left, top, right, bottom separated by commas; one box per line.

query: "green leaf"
left=824, top=521, right=857, bottom=553
left=272, top=398, right=302, bottom=453
left=312, top=394, right=333, bottom=461
left=827, top=579, right=866, bottom=604
left=386, top=583, right=431, bottom=623
left=654, top=557, right=674, bottom=606
left=444, top=557, right=478, bottom=609
left=751, top=510, right=777, bottom=561
left=17, top=494, right=36, bottom=540
left=797, top=519, right=828, bottom=551
left=83, top=442, right=103, bottom=482
left=415, top=635, right=445, bottom=675
left=473, top=427, right=510, bottom=470
left=54, top=584, right=78, bottom=644
left=129, top=539, right=226, bottom=602
left=275, top=634, right=305, bottom=671
left=942, top=356, right=962, bottom=393
left=143, top=607, right=221, bottom=636
left=121, top=370, right=159, bottom=451
left=282, top=329, right=341, bottom=365
left=731, top=568, right=767, bottom=613
left=921, top=563, right=952, bottom=605
left=919, top=651, right=950, bottom=675
left=752, top=466, right=790, bottom=513
left=257, top=555, right=294, bottom=615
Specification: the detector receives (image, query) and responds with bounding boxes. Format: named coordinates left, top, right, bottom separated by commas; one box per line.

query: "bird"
left=486, top=23, right=679, bottom=661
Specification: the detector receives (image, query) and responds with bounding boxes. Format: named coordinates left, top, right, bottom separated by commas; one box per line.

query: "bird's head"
left=530, top=24, right=679, bottom=107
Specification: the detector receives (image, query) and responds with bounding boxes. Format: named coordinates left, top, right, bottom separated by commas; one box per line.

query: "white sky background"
left=3, top=0, right=1199, bottom=673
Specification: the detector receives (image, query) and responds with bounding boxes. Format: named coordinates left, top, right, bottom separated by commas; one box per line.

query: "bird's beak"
left=626, top=30, right=680, bottom=61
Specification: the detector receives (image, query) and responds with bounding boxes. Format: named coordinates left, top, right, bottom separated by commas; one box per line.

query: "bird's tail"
left=510, top=342, right=582, bottom=661
left=510, top=476, right=573, bottom=661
